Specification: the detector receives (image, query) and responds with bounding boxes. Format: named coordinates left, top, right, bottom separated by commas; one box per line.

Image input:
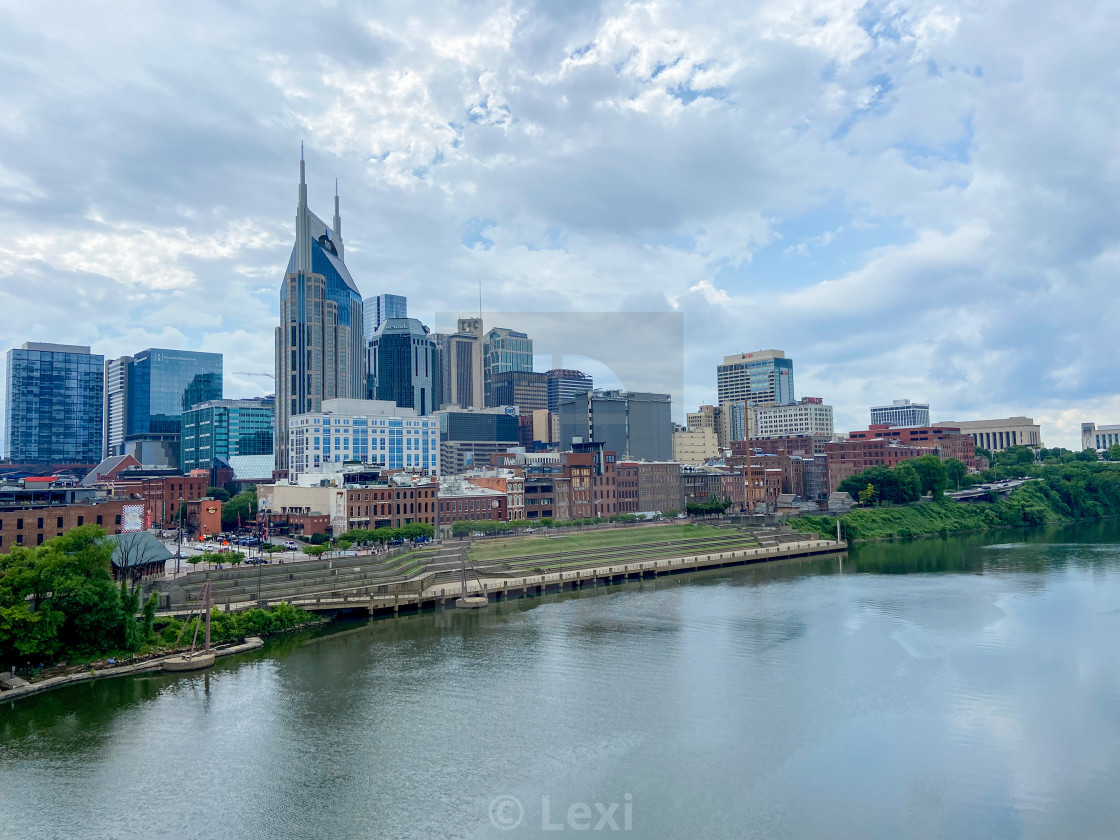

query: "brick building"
left=619, top=461, right=682, bottom=514
left=847, top=425, right=979, bottom=469
left=0, top=499, right=130, bottom=552
left=437, top=480, right=507, bottom=537
left=824, top=438, right=929, bottom=491
left=344, top=482, right=439, bottom=532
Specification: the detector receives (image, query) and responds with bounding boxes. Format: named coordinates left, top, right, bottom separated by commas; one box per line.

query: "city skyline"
left=0, top=2, right=1116, bottom=449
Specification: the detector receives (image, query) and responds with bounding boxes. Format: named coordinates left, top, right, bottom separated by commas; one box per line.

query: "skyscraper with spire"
left=275, top=150, right=365, bottom=474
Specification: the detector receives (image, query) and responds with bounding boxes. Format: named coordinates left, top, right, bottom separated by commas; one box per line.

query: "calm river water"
left=4, top=522, right=1120, bottom=839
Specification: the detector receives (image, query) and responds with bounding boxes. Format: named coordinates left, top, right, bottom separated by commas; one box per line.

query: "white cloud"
left=0, top=0, right=1116, bottom=447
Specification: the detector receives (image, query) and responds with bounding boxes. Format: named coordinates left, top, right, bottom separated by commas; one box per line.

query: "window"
left=37, top=517, right=43, bottom=529
left=57, top=516, right=63, bottom=527
left=96, top=515, right=103, bottom=525
left=16, top=518, right=23, bottom=530
left=77, top=516, right=84, bottom=526
left=115, top=515, right=121, bottom=525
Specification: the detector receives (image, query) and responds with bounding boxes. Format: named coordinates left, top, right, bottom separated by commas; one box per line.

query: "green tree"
left=1110, top=443, right=1120, bottom=462
left=1077, top=448, right=1100, bottom=462
left=909, top=454, right=948, bottom=498
left=945, top=458, right=968, bottom=489
left=302, top=544, right=330, bottom=557
left=858, top=483, right=877, bottom=506
left=891, top=462, right=923, bottom=503
left=221, top=487, right=258, bottom=528
left=205, top=486, right=231, bottom=503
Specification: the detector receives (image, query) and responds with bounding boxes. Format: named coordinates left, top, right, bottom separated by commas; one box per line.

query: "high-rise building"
left=362, top=293, right=407, bottom=339
left=367, top=318, right=440, bottom=415
left=180, top=397, right=275, bottom=472
left=716, top=349, right=794, bottom=407
left=287, top=398, right=439, bottom=478
left=484, top=327, right=533, bottom=406
left=275, top=154, right=365, bottom=474
left=491, top=371, right=548, bottom=415
left=5, top=342, right=104, bottom=465
left=870, top=399, right=929, bottom=428
left=546, top=368, right=593, bottom=414
left=938, top=417, right=1042, bottom=451
left=103, top=348, right=223, bottom=468
left=435, top=317, right=484, bottom=409
left=558, top=390, right=673, bottom=461
left=103, top=355, right=130, bottom=457
left=750, top=398, right=834, bottom=440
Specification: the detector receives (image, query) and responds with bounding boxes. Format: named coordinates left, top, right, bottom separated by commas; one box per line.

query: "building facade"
left=546, top=369, right=593, bottom=414
left=275, top=157, right=365, bottom=474
left=938, top=417, right=1042, bottom=452
left=749, top=398, right=834, bottom=440
left=438, top=407, right=520, bottom=443
left=288, top=398, right=439, bottom=479
left=673, top=428, right=719, bottom=464
left=870, top=399, right=930, bottom=428
left=558, top=390, right=673, bottom=461
left=1083, top=422, right=1120, bottom=451
left=716, top=349, right=794, bottom=407
left=491, top=370, right=548, bottom=416
left=5, top=342, right=104, bottom=465
left=847, top=425, right=979, bottom=469
left=103, top=348, right=223, bottom=468
left=180, top=397, right=275, bottom=472
left=824, top=439, right=930, bottom=491
left=362, top=293, right=406, bottom=339
left=484, top=327, right=533, bottom=406
left=0, top=499, right=131, bottom=552
left=436, top=479, right=508, bottom=537
left=367, top=318, right=440, bottom=415
left=435, top=317, right=484, bottom=410
left=620, top=461, right=682, bottom=514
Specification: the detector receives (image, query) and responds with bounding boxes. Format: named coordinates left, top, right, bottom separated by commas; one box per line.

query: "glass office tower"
left=106, top=348, right=223, bottom=468
left=5, top=342, right=104, bottom=464
left=368, top=318, right=439, bottom=415
left=275, top=155, right=365, bottom=472
left=180, top=396, right=274, bottom=472
left=362, top=294, right=407, bottom=339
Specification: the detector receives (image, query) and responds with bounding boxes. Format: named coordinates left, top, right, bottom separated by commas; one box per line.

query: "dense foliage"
left=337, top=523, right=435, bottom=546
left=794, top=461, right=1120, bottom=541
left=154, top=602, right=318, bottom=648
left=221, top=487, right=257, bottom=528
left=685, top=498, right=733, bottom=517
left=837, top=455, right=948, bottom=505
left=0, top=527, right=157, bottom=666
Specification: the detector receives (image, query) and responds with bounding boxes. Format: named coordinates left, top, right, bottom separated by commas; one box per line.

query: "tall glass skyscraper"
left=484, top=327, right=533, bottom=407
left=5, top=342, right=104, bottom=464
left=716, top=349, right=795, bottom=407
left=103, top=348, right=223, bottom=467
left=275, top=153, right=366, bottom=473
left=546, top=368, right=593, bottom=414
left=368, top=318, right=440, bottom=415
left=362, top=294, right=407, bottom=339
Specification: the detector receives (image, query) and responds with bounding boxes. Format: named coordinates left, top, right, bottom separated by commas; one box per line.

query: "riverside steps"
left=151, top=525, right=846, bottom=620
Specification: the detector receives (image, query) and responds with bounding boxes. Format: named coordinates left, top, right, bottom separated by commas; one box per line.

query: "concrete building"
left=750, top=397, right=833, bottom=440
left=5, top=342, right=104, bottom=466
left=435, top=317, right=484, bottom=410
left=716, top=349, right=794, bottom=407
left=367, top=318, right=440, bottom=415
left=687, top=404, right=737, bottom=448
left=362, top=293, right=406, bottom=339
left=288, top=399, right=439, bottom=479
left=276, top=156, right=365, bottom=474
left=180, top=397, right=274, bottom=472
left=491, top=370, right=548, bottom=416
left=546, top=369, right=593, bottom=414
left=1083, top=422, right=1120, bottom=451
left=937, top=417, right=1042, bottom=451
left=259, top=472, right=438, bottom=536
left=673, top=428, right=719, bottom=464
left=558, top=390, right=673, bottom=461
left=871, top=399, right=929, bottom=429
left=484, top=327, right=533, bottom=407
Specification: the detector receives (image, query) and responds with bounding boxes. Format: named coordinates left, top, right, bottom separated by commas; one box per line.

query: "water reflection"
left=4, top=520, right=1120, bottom=840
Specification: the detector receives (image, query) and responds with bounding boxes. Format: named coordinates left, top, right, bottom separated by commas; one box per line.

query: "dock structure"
left=151, top=526, right=846, bottom=621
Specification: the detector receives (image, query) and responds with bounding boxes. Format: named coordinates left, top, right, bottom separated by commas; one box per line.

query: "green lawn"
left=467, top=524, right=740, bottom=563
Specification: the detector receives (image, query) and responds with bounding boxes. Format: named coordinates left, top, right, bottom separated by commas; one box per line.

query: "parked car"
left=284, top=540, right=298, bottom=550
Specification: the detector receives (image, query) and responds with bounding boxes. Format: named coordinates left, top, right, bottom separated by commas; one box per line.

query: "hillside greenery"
left=794, top=461, right=1120, bottom=541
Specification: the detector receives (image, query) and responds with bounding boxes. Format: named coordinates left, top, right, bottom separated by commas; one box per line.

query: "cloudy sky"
left=1, top=0, right=1117, bottom=448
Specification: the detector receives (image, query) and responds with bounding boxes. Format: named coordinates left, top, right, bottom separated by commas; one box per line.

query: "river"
left=4, top=522, right=1120, bottom=839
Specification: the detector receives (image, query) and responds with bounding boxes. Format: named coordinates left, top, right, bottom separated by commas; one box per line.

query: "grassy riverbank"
left=792, top=464, right=1120, bottom=541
